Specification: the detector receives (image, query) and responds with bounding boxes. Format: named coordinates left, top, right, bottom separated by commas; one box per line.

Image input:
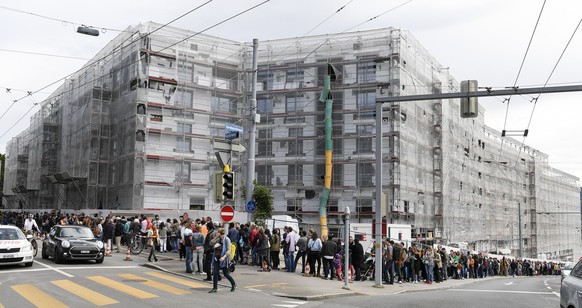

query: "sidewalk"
left=141, top=252, right=501, bottom=300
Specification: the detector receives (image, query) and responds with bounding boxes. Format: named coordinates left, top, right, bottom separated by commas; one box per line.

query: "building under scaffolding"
left=2, top=23, right=580, bottom=260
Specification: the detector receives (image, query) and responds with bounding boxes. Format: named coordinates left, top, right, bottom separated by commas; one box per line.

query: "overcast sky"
left=1, top=0, right=581, bottom=181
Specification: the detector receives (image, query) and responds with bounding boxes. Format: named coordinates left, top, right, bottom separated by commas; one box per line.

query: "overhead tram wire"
left=0, top=89, right=20, bottom=121
left=0, top=94, right=38, bottom=140
left=0, top=1, right=215, bottom=140
left=0, top=48, right=90, bottom=61
left=7, top=0, right=214, bottom=104
left=497, top=0, right=546, bottom=161
left=299, top=0, right=414, bottom=64
left=0, top=1, right=268, bottom=142
left=268, top=0, right=354, bottom=63
left=511, top=17, right=582, bottom=167
left=0, top=4, right=124, bottom=33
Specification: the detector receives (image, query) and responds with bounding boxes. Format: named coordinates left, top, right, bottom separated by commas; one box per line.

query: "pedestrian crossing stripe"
left=0, top=302, right=4, bottom=308
left=86, top=276, right=158, bottom=299
left=119, top=274, right=191, bottom=295
left=52, top=279, right=119, bottom=306
left=11, top=284, right=68, bottom=308
left=145, top=271, right=210, bottom=289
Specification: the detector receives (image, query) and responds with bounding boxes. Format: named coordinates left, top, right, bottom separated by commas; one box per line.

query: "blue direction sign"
left=225, top=123, right=243, bottom=141
left=246, top=200, right=256, bottom=212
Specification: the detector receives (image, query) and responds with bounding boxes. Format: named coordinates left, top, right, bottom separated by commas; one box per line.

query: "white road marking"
left=282, top=301, right=308, bottom=305
left=552, top=291, right=560, bottom=298
left=272, top=305, right=299, bottom=308
left=449, top=289, right=555, bottom=295
left=34, top=260, right=74, bottom=278
left=544, top=279, right=549, bottom=286
left=246, top=288, right=263, bottom=292
left=547, top=286, right=552, bottom=290
left=504, top=281, right=515, bottom=285
left=57, top=266, right=141, bottom=270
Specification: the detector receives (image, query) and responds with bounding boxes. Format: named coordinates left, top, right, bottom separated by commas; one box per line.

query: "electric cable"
left=0, top=48, right=90, bottom=60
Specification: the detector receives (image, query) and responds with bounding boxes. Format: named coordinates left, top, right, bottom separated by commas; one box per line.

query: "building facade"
left=2, top=23, right=580, bottom=260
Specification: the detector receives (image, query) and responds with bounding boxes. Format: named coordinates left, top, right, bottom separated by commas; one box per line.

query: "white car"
left=0, top=225, right=34, bottom=267
left=561, top=259, right=582, bottom=308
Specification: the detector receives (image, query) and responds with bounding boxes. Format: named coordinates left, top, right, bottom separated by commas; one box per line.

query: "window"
left=286, top=96, right=303, bottom=113
left=357, top=62, right=376, bottom=83
left=286, top=68, right=304, bottom=83
left=288, top=164, right=303, bottom=185
left=211, top=95, right=237, bottom=113
left=177, top=123, right=192, bottom=134
left=287, top=199, right=302, bottom=212
left=356, top=125, right=373, bottom=153
left=175, top=90, right=193, bottom=108
left=176, top=137, right=192, bottom=152
left=150, top=114, right=163, bottom=122
left=257, top=71, right=273, bottom=90
left=356, top=199, right=373, bottom=213
left=357, top=90, right=376, bottom=109
left=257, top=98, right=273, bottom=113
left=288, top=128, right=303, bottom=156
left=189, top=197, right=205, bottom=210
left=256, top=165, right=273, bottom=186
left=357, top=163, right=374, bottom=187
left=258, top=129, right=273, bottom=157
left=175, top=162, right=191, bottom=183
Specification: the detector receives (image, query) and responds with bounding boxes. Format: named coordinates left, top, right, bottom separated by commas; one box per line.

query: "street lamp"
left=77, top=26, right=99, bottom=36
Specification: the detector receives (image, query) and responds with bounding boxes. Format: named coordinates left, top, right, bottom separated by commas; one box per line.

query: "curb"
left=142, top=262, right=233, bottom=288
left=273, top=291, right=365, bottom=301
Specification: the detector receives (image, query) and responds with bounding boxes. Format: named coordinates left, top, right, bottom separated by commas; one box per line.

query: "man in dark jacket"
left=350, top=238, right=365, bottom=281
left=203, top=222, right=217, bottom=281
left=103, top=218, right=115, bottom=255
left=321, top=234, right=337, bottom=280
left=114, top=217, right=124, bottom=253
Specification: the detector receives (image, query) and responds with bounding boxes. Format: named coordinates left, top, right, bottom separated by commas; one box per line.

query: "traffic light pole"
left=245, top=39, right=259, bottom=224
left=372, top=83, right=582, bottom=288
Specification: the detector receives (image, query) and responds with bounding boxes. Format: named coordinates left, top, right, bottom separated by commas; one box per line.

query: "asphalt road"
left=0, top=243, right=311, bottom=308
left=319, top=276, right=562, bottom=308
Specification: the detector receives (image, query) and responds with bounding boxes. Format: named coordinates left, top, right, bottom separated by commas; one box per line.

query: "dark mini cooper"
left=42, top=225, right=105, bottom=264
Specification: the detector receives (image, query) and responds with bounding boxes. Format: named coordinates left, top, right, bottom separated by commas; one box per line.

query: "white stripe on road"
left=272, top=305, right=299, bottom=308
left=547, top=286, right=552, bottom=290
left=0, top=265, right=140, bottom=275
left=34, top=260, right=74, bottom=278
left=449, top=289, right=555, bottom=295
left=282, top=301, right=308, bottom=305
left=57, top=266, right=141, bottom=270
left=552, top=291, right=560, bottom=298
left=246, top=288, right=263, bottom=292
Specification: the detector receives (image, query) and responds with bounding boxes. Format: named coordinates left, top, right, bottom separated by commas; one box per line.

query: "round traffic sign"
left=246, top=200, right=256, bottom=212
left=220, top=205, right=235, bottom=223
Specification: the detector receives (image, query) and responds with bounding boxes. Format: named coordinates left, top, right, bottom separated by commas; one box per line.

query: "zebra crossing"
left=2, top=271, right=209, bottom=307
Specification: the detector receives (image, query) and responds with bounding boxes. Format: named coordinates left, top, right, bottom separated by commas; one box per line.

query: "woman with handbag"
left=208, top=228, right=236, bottom=293
left=147, top=224, right=159, bottom=262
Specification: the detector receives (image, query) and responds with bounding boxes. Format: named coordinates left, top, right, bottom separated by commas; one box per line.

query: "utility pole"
left=245, top=39, right=259, bottom=223
left=372, top=83, right=582, bottom=287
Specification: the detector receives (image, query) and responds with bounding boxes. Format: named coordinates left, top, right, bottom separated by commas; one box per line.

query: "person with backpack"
left=183, top=220, right=193, bottom=273
left=208, top=228, right=236, bottom=293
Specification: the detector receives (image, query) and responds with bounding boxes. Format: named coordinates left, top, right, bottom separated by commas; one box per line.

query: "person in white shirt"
left=23, top=214, right=40, bottom=235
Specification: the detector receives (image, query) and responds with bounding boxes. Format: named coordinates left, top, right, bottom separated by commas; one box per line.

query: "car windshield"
left=564, top=262, right=576, bottom=270
left=0, top=228, right=25, bottom=240
left=59, top=227, right=95, bottom=238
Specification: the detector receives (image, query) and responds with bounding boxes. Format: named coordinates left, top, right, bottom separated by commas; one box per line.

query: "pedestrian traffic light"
left=223, top=172, right=234, bottom=200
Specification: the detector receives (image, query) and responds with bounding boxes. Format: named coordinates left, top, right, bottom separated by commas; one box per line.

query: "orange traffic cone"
left=347, top=266, right=353, bottom=283
left=124, top=247, right=132, bottom=261
left=262, top=259, right=269, bottom=272
left=304, top=262, right=311, bottom=277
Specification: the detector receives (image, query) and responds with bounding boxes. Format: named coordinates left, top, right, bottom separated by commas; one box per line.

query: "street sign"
left=246, top=200, right=256, bottom=212
left=225, top=123, right=243, bottom=133
left=220, top=205, right=235, bottom=223
left=225, top=131, right=239, bottom=141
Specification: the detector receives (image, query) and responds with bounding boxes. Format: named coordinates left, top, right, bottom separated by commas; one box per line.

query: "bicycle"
left=24, top=230, right=38, bottom=257
left=129, top=233, right=145, bottom=255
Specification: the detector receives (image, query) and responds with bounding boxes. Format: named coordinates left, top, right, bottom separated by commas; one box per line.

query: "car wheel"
left=41, top=246, right=49, bottom=259
left=24, top=261, right=33, bottom=267
left=54, top=248, right=63, bottom=264
left=95, top=257, right=104, bottom=264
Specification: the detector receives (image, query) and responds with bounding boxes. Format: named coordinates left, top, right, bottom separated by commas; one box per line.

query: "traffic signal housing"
left=223, top=172, right=234, bottom=200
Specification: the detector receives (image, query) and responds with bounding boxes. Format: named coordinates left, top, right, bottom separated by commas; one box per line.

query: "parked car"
left=562, top=262, right=576, bottom=281
left=0, top=225, right=34, bottom=267
left=42, top=225, right=105, bottom=264
left=561, top=259, right=582, bottom=308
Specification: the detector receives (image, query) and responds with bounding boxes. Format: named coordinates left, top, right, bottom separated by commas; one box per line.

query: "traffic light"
left=223, top=172, right=234, bottom=200
left=460, top=80, right=478, bottom=118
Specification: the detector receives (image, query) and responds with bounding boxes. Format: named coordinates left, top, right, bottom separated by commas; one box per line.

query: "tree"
left=252, top=182, right=273, bottom=222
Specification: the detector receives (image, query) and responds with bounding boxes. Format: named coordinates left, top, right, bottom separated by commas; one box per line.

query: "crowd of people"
left=0, top=210, right=567, bottom=288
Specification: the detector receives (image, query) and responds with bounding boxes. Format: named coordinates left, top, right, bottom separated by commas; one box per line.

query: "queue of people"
left=0, top=210, right=566, bottom=289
